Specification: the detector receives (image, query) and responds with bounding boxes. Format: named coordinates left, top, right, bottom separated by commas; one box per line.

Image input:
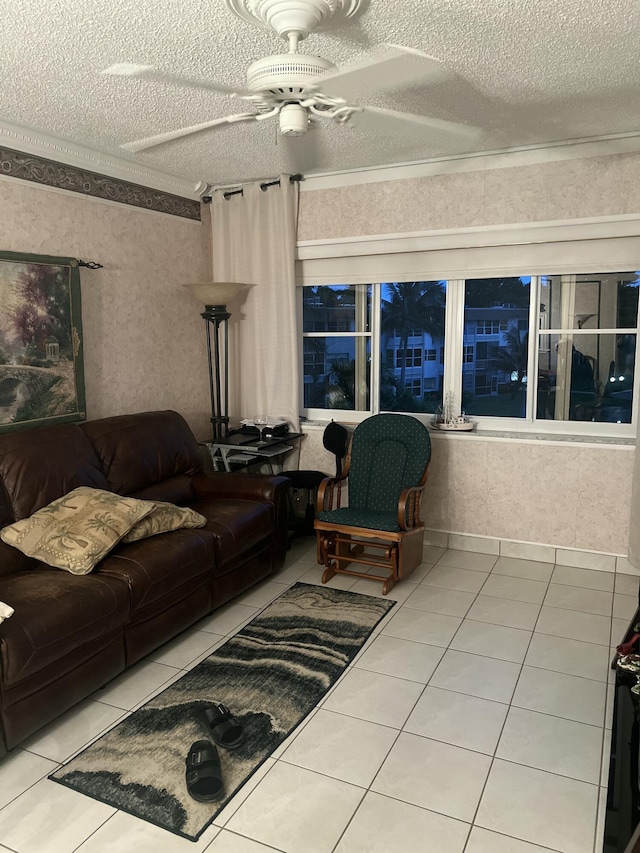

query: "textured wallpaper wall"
left=298, top=151, right=640, bottom=241
left=0, top=179, right=213, bottom=438
left=297, top=152, right=640, bottom=555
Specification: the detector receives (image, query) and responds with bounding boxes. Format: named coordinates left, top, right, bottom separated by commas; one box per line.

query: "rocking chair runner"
left=314, top=413, right=431, bottom=595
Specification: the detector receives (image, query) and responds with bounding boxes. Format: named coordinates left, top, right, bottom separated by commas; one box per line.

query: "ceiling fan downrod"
left=225, top=1, right=366, bottom=44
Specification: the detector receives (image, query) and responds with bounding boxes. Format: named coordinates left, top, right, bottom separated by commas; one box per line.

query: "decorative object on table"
left=240, top=416, right=289, bottom=443
left=184, top=281, right=250, bottom=440
left=50, top=582, right=395, bottom=841
left=0, top=250, right=86, bottom=433
left=431, top=391, right=475, bottom=431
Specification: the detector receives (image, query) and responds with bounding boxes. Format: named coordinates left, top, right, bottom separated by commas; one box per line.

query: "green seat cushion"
left=317, top=508, right=400, bottom=532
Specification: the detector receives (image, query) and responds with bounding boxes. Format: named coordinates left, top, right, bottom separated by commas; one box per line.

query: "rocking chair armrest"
left=397, top=483, right=427, bottom=530
left=317, top=472, right=348, bottom=512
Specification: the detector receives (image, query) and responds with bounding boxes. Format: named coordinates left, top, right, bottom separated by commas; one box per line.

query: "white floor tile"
left=524, top=633, right=610, bottom=682
left=450, top=620, right=532, bottom=664
left=0, top=749, right=57, bottom=810
left=496, top=706, right=602, bottom=783
left=280, top=709, right=397, bottom=787
left=232, top=581, right=289, bottom=608
left=321, top=668, right=424, bottom=728
left=0, top=778, right=116, bottom=853
left=20, top=699, right=125, bottom=763
left=91, top=659, right=181, bottom=710
left=354, top=633, right=445, bottom=683
left=371, top=731, right=491, bottom=822
left=75, top=810, right=221, bottom=852
left=611, top=617, right=631, bottom=646
left=407, top=561, right=437, bottom=582
left=552, top=565, right=615, bottom=592
left=382, top=607, right=462, bottom=647
left=334, top=790, right=470, bottom=853
left=150, top=627, right=223, bottom=668
left=226, top=762, right=364, bottom=853
left=544, top=584, right=612, bottom=616
left=436, top=550, right=498, bottom=572
left=613, top=593, right=638, bottom=621
left=480, top=575, right=547, bottom=605
left=465, top=595, right=541, bottom=631
left=512, top=666, right=607, bottom=726
left=421, top=565, right=488, bottom=593
left=535, top=605, right=611, bottom=646
left=206, top=831, right=280, bottom=852
left=404, top=686, right=508, bottom=755
left=349, top=577, right=419, bottom=602
left=615, top=573, right=640, bottom=596
left=403, top=584, right=476, bottom=617
left=299, top=565, right=359, bottom=590
left=429, top=649, right=521, bottom=704
left=475, top=759, right=598, bottom=853
left=492, top=557, right=554, bottom=582
left=466, top=826, right=571, bottom=853
left=196, top=603, right=259, bottom=636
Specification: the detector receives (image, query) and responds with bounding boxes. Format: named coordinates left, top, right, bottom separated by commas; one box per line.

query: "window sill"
left=427, top=427, right=634, bottom=447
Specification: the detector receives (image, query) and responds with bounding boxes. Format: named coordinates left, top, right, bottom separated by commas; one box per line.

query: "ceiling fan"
left=105, top=0, right=480, bottom=154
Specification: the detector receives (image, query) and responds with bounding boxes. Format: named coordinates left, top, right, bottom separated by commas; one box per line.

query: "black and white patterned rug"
left=50, top=582, right=395, bottom=840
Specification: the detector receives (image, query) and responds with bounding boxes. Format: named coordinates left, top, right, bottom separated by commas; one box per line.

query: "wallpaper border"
left=0, top=145, right=201, bottom=221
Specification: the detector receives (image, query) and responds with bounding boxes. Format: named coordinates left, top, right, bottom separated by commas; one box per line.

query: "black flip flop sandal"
left=195, top=702, right=244, bottom=750
left=185, top=740, right=224, bottom=802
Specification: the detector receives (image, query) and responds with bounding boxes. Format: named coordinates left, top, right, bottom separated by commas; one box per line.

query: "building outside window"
left=300, top=272, right=639, bottom=433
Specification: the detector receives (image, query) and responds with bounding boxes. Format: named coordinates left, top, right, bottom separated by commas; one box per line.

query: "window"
left=302, top=285, right=371, bottom=411
left=300, top=271, right=639, bottom=436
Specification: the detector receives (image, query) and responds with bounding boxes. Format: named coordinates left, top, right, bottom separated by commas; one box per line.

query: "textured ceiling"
left=2, top=0, right=640, bottom=188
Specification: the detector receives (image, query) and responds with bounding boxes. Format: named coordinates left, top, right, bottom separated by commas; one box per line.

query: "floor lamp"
left=184, top=282, right=249, bottom=440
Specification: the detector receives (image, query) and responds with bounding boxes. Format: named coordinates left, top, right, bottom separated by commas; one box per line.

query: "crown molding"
left=0, top=119, right=206, bottom=200
left=300, top=132, right=640, bottom=191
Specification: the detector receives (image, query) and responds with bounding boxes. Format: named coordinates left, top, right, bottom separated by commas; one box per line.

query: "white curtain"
left=211, top=177, right=300, bottom=431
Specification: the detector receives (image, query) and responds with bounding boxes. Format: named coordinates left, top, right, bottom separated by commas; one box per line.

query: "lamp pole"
left=202, top=303, right=232, bottom=440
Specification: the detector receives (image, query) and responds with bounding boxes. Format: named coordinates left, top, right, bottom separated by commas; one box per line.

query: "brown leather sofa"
left=0, top=410, right=289, bottom=756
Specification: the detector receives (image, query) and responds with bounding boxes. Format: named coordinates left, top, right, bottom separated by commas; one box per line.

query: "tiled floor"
left=0, top=540, right=637, bottom=853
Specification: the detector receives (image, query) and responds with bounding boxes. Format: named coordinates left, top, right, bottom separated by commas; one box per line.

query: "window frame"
left=297, top=217, right=640, bottom=438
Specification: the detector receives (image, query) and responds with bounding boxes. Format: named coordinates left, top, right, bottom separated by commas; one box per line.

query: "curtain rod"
left=202, top=174, right=303, bottom=203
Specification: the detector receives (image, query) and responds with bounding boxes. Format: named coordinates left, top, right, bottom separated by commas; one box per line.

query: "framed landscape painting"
left=0, top=251, right=86, bottom=433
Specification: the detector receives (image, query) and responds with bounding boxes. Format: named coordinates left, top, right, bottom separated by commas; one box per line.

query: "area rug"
left=50, top=582, right=395, bottom=840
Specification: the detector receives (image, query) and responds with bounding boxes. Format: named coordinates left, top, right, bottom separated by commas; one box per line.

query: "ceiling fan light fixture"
left=279, top=102, right=309, bottom=135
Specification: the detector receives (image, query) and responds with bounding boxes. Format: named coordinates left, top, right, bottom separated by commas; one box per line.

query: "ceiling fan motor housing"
left=247, top=53, right=335, bottom=96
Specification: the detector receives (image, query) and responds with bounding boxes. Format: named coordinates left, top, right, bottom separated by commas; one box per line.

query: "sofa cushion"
left=190, top=496, right=276, bottom=571
left=0, top=423, right=110, bottom=520
left=0, top=568, right=130, bottom=684
left=0, top=487, right=155, bottom=575
left=95, top=528, right=216, bottom=616
left=81, top=410, right=202, bottom=498
left=122, top=501, right=207, bottom=543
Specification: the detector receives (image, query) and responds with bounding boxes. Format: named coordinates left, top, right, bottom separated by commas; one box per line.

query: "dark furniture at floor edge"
left=0, top=410, right=289, bottom=756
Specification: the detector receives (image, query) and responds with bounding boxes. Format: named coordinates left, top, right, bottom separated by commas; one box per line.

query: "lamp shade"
left=184, top=281, right=249, bottom=308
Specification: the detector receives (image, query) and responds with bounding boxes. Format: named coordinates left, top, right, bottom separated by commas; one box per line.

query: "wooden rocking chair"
left=314, top=413, right=431, bottom=595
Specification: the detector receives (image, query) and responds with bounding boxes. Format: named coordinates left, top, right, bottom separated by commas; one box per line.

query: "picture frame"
left=0, top=250, right=86, bottom=433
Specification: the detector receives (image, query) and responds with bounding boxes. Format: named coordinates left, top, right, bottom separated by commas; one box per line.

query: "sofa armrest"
left=192, top=472, right=289, bottom=504
left=192, top=472, right=290, bottom=572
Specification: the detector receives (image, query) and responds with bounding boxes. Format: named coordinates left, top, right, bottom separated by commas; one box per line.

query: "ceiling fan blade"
left=121, top=114, right=259, bottom=152
left=315, top=45, right=449, bottom=103
left=349, top=105, right=481, bottom=140
left=103, top=64, right=253, bottom=98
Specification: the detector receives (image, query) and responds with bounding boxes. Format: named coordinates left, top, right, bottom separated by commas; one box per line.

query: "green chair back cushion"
left=349, top=413, right=431, bottom=514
